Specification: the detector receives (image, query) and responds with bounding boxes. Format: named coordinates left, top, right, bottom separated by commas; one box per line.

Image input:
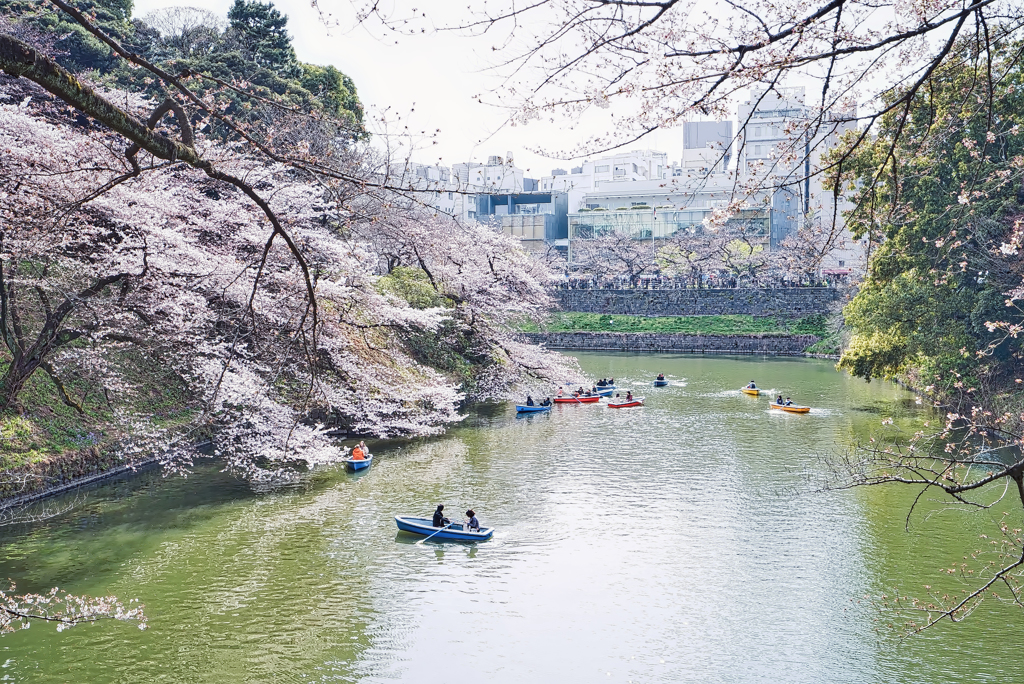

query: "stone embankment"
left=520, top=332, right=820, bottom=355
left=553, top=287, right=846, bottom=317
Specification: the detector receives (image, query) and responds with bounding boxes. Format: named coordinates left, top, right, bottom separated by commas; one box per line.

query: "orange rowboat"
left=769, top=403, right=810, bottom=413
left=554, top=395, right=601, bottom=404
left=741, top=387, right=760, bottom=396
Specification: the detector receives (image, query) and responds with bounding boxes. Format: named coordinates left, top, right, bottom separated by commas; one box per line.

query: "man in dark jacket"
left=432, top=505, right=450, bottom=528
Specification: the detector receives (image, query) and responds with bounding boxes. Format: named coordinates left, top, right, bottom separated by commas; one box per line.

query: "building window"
left=448, top=192, right=453, bottom=199
left=754, top=127, right=762, bottom=137
left=753, top=145, right=762, bottom=156
left=596, top=165, right=610, bottom=172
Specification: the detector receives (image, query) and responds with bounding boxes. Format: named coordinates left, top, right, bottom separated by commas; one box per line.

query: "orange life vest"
left=351, top=447, right=365, bottom=460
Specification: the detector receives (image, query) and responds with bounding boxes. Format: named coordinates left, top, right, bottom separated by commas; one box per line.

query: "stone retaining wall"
left=521, top=331, right=819, bottom=355
left=552, top=287, right=846, bottom=317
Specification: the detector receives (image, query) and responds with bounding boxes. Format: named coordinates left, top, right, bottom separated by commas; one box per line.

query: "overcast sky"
left=131, top=0, right=685, bottom=177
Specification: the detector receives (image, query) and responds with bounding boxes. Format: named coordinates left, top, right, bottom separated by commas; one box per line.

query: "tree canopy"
left=834, top=37, right=1024, bottom=400
left=1, top=0, right=366, bottom=138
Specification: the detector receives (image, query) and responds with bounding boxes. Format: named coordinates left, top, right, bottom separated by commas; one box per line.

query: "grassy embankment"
left=520, top=313, right=840, bottom=354
left=0, top=355, right=198, bottom=499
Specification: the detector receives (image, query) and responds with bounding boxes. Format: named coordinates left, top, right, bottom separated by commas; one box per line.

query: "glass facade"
left=569, top=208, right=768, bottom=241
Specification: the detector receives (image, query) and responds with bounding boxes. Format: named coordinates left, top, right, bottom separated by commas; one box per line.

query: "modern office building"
left=402, top=88, right=864, bottom=274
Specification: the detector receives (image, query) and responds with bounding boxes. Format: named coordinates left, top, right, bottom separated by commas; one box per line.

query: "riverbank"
left=525, top=312, right=830, bottom=336
left=520, top=331, right=827, bottom=356
left=520, top=311, right=840, bottom=356
left=0, top=354, right=200, bottom=507
left=552, top=286, right=849, bottom=317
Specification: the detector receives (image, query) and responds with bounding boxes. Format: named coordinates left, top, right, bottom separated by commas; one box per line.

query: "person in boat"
left=609, top=378, right=615, bottom=385
left=657, top=373, right=665, bottom=381
left=351, top=443, right=366, bottom=460
left=465, top=509, right=480, bottom=531
left=526, top=395, right=535, bottom=406
left=557, top=387, right=564, bottom=397
left=626, top=391, right=634, bottom=402
left=597, top=379, right=606, bottom=387
left=432, top=505, right=450, bottom=528
left=776, top=395, right=784, bottom=405
left=540, top=397, right=551, bottom=407
left=747, top=381, right=757, bottom=389
left=784, top=397, right=793, bottom=406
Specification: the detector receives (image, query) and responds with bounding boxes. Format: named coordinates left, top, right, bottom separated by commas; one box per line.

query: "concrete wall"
left=521, top=332, right=819, bottom=355
left=552, top=287, right=846, bottom=318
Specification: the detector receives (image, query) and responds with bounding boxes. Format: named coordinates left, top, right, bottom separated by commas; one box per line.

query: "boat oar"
left=417, top=523, right=452, bottom=545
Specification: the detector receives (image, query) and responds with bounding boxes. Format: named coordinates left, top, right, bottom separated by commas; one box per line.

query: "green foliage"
left=834, top=37, right=1024, bottom=396
left=531, top=312, right=828, bottom=337
left=227, top=0, right=298, bottom=76
left=0, top=0, right=135, bottom=73
left=0, top=346, right=197, bottom=472
left=298, top=63, right=362, bottom=122
left=376, top=267, right=450, bottom=309
left=1, top=0, right=366, bottom=137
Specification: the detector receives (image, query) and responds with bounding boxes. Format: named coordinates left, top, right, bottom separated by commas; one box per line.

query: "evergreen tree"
left=0, top=0, right=135, bottom=72
left=834, top=37, right=1024, bottom=398
left=226, top=0, right=298, bottom=77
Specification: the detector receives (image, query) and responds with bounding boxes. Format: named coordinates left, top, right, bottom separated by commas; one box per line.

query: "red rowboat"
left=608, top=398, right=644, bottom=408
left=554, top=395, right=601, bottom=404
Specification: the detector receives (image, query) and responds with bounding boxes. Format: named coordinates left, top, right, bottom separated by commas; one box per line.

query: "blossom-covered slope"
left=0, top=85, right=580, bottom=482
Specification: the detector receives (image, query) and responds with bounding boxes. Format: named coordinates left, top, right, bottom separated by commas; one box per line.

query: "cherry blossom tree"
left=357, top=0, right=1021, bottom=175
left=0, top=1, right=580, bottom=485
left=572, top=232, right=659, bottom=287
left=0, top=0, right=584, bottom=641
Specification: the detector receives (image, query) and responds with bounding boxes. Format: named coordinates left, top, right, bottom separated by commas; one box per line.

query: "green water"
left=0, top=353, right=1020, bottom=683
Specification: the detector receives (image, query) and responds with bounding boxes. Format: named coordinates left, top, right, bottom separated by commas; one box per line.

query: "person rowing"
left=784, top=397, right=793, bottom=406
left=526, top=395, right=535, bottom=406
left=465, top=509, right=480, bottom=531
left=747, top=380, right=757, bottom=389
left=432, top=504, right=450, bottom=528
left=657, top=373, right=665, bottom=381
left=540, top=397, right=551, bottom=407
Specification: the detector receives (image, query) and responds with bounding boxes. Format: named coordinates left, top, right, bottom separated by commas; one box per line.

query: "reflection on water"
left=0, top=353, right=1020, bottom=683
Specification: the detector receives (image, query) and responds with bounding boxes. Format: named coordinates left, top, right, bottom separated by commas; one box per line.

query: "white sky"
left=131, top=0, right=685, bottom=177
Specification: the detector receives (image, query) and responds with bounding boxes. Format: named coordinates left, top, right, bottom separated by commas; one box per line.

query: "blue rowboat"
left=341, top=453, right=373, bottom=471
left=394, top=516, right=494, bottom=541
left=653, top=379, right=669, bottom=387
left=594, top=387, right=614, bottom=396
left=516, top=404, right=551, bottom=413
left=595, top=384, right=616, bottom=391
